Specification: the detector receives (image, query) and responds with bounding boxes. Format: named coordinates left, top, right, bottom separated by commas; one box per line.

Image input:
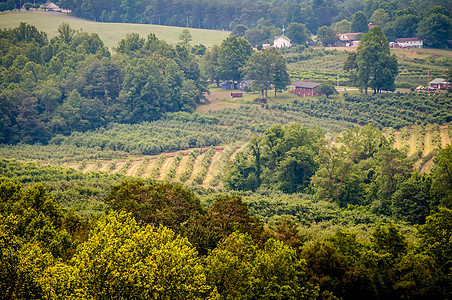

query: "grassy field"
left=0, top=11, right=228, bottom=49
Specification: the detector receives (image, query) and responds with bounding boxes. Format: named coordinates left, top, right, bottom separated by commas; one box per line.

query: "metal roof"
left=291, top=81, right=322, bottom=89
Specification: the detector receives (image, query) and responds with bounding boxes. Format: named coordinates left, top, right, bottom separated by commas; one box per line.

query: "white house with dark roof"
left=396, top=38, right=423, bottom=48
left=274, top=36, right=291, bottom=48
left=429, top=78, right=451, bottom=89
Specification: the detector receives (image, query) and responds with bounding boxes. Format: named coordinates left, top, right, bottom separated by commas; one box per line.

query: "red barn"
left=289, top=81, right=322, bottom=97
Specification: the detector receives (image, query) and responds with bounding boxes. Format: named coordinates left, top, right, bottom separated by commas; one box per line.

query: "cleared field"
left=0, top=11, right=227, bottom=49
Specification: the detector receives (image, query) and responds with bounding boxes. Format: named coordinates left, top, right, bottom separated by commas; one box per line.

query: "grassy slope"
left=0, top=11, right=228, bottom=49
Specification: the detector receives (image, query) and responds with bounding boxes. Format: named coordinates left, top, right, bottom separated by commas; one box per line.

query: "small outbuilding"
left=237, top=80, right=255, bottom=91
left=221, top=81, right=235, bottom=90
left=289, top=81, right=322, bottom=97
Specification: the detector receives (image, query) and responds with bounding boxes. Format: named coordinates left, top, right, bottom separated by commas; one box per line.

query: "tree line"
left=224, top=123, right=452, bottom=225
left=0, top=23, right=205, bottom=145
left=1, top=171, right=451, bottom=298
left=50, top=0, right=451, bottom=48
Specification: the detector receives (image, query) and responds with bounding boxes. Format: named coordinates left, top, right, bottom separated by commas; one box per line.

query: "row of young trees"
left=1, top=174, right=451, bottom=299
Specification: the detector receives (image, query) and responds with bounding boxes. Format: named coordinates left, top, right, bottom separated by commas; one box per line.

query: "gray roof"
left=429, top=78, right=447, bottom=84
left=291, top=81, right=322, bottom=89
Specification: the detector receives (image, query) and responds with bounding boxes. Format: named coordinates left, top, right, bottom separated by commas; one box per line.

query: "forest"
left=0, top=7, right=451, bottom=298
left=48, top=0, right=452, bottom=49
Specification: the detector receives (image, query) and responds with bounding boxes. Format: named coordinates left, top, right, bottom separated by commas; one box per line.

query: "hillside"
left=0, top=11, right=228, bottom=48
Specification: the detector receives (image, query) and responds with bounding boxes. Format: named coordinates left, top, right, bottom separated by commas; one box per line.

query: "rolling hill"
left=0, top=11, right=228, bottom=49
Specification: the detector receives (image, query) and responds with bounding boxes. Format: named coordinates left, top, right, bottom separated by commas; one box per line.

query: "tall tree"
left=217, top=36, right=252, bottom=84
left=350, top=11, right=369, bottom=33
left=316, top=26, right=337, bottom=46
left=286, top=22, right=310, bottom=45
left=242, top=47, right=289, bottom=98
left=179, top=29, right=192, bottom=48
left=417, top=13, right=452, bottom=48
left=356, top=26, right=398, bottom=94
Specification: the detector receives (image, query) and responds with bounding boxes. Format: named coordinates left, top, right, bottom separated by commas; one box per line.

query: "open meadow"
left=0, top=11, right=228, bottom=49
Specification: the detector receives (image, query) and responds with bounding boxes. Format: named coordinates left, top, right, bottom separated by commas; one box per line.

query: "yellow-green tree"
left=46, top=211, right=216, bottom=299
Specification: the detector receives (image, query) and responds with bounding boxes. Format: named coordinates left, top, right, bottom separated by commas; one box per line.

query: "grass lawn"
left=0, top=11, right=228, bottom=49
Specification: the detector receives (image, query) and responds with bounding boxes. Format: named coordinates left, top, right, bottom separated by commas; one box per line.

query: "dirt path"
left=407, top=131, right=417, bottom=157
left=440, top=126, right=450, bottom=147
left=420, top=156, right=435, bottom=174
left=142, top=159, right=157, bottom=178
left=423, top=129, right=432, bottom=156
left=203, top=150, right=222, bottom=186
left=126, top=159, right=141, bottom=177
left=175, top=154, right=190, bottom=181
left=189, top=152, right=205, bottom=184
left=111, top=161, right=126, bottom=174
left=158, top=157, right=173, bottom=180
left=83, top=163, right=96, bottom=172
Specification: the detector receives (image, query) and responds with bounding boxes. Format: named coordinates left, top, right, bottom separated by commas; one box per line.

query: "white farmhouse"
left=396, top=38, right=423, bottom=48
left=273, top=36, right=291, bottom=48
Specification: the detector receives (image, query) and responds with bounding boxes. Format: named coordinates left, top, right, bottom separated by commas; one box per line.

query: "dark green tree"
left=316, top=26, right=337, bottom=46
left=217, top=36, right=253, bottom=84
left=417, top=13, right=452, bottom=48
left=319, top=82, right=338, bottom=97
left=351, top=11, right=369, bottom=33
left=356, top=26, right=398, bottom=94
left=242, top=47, right=289, bottom=98
left=286, top=22, right=310, bottom=45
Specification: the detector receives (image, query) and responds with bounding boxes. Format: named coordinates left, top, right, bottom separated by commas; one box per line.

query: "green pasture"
left=0, top=11, right=228, bottom=49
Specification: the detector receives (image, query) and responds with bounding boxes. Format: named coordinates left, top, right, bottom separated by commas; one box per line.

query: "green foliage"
left=269, top=93, right=451, bottom=130
left=356, top=26, right=398, bottom=94
left=286, top=22, right=310, bottom=45
left=318, top=82, right=338, bottom=98
left=417, top=13, right=452, bottom=48
left=224, top=123, right=323, bottom=193
left=316, top=26, right=337, bottom=46
left=193, top=148, right=216, bottom=184
left=351, top=11, right=369, bottom=33
left=0, top=158, right=124, bottom=215
left=150, top=154, right=166, bottom=178
left=243, top=47, right=289, bottom=98
left=0, top=23, right=204, bottom=145
left=206, top=232, right=319, bottom=299
left=217, top=36, right=253, bottom=82
left=431, top=145, right=452, bottom=208
left=166, top=152, right=183, bottom=180
left=180, top=149, right=201, bottom=182
left=50, top=211, right=216, bottom=299
left=179, top=29, right=192, bottom=48
left=416, top=207, right=452, bottom=295
left=105, top=179, right=203, bottom=230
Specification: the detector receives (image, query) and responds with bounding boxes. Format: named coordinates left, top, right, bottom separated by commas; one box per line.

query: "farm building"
left=429, top=78, right=451, bottom=89
left=274, top=36, right=291, bottom=48
left=335, top=33, right=362, bottom=47
left=238, top=80, right=255, bottom=91
left=289, top=81, right=322, bottom=97
left=221, top=81, right=236, bottom=90
left=395, top=38, right=423, bottom=48
left=42, top=2, right=61, bottom=11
